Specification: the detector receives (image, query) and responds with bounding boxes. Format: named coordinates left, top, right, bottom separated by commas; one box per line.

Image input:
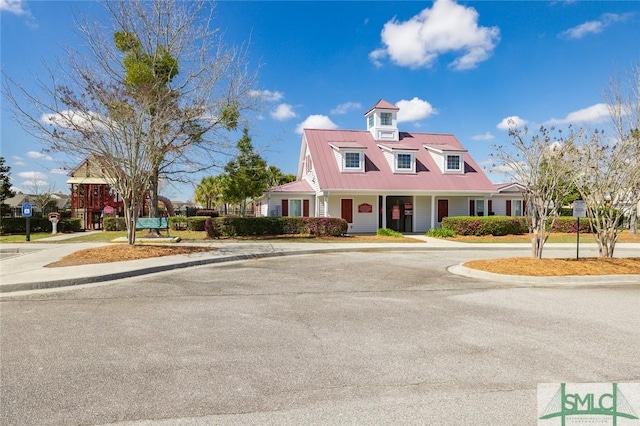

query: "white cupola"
left=364, top=99, right=399, bottom=142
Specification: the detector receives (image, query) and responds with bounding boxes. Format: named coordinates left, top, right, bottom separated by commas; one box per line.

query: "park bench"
left=135, top=217, right=170, bottom=237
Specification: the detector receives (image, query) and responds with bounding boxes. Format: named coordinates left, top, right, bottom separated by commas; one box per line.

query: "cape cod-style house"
left=258, top=99, right=524, bottom=233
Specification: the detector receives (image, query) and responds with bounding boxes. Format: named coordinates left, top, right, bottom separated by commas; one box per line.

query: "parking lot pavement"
left=2, top=251, right=638, bottom=425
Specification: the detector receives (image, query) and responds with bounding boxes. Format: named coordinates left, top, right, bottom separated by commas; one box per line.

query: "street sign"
left=572, top=200, right=586, bottom=218
left=21, top=203, right=33, bottom=218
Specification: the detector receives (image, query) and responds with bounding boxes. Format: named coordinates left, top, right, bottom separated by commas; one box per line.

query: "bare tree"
left=569, top=64, right=640, bottom=255
left=27, top=180, right=58, bottom=215
left=3, top=0, right=258, bottom=244
left=492, top=124, right=578, bottom=259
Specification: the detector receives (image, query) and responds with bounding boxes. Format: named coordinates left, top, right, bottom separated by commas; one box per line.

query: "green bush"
left=0, top=217, right=82, bottom=234
left=427, top=227, right=457, bottom=238
left=442, top=216, right=528, bottom=236
left=186, top=216, right=209, bottom=231
left=548, top=217, right=591, bottom=233
left=103, top=217, right=127, bottom=231
left=169, top=216, right=188, bottom=230
left=376, top=228, right=403, bottom=237
left=205, top=216, right=348, bottom=238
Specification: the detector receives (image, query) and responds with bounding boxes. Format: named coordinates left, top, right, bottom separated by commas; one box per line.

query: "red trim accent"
left=506, top=200, right=512, bottom=216
left=469, top=199, right=475, bottom=216
left=282, top=199, right=288, bottom=217
left=303, top=199, right=309, bottom=217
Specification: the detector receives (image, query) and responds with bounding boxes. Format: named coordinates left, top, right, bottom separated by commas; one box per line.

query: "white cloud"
left=41, top=109, right=105, bottom=130
left=270, top=103, right=297, bottom=121
left=295, top=115, right=338, bottom=134
left=560, top=13, right=632, bottom=39
left=471, top=132, right=495, bottom=141
left=26, top=151, right=53, bottom=161
left=51, top=168, right=68, bottom=175
left=249, top=89, right=284, bottom=102
left=545, top=103, right=611, bottom=125
left=497, top=116, right=528, bottom=130
left=369, top=0, right=500, bottom=70
left=0, top=0, right=27, bottom=15
left=331, top=102, right=362, bottom=115
left=395, top=97, right=437, bottom=123
left=18, top=172, right=47, bottom=180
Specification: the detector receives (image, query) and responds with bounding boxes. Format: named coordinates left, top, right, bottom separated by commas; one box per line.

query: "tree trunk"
left=123, top=197, right=138, bottom=245
left=630, top=203, right=638, bottom=235
left=150, top=166, right=159, bottom=218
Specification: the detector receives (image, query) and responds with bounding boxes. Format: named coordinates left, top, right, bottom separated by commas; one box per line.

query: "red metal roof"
left=364, top=99, right=399, bottom=115
left=266, top=179, right=314, bottom=193
left=304, top=129, right=496, bottom=193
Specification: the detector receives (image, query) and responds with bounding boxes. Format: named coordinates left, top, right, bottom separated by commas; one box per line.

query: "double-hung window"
left=289, top=199, right=302, bottom=217
left=513, top=200, right=523, bottom=216
left=380, top=112, right=392, bottom=126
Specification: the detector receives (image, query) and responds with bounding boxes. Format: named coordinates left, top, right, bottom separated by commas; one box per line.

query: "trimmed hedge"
left=442, top=215, right=593, bottom=236
left=549, top=217, right=591, bottom=233
left=205, top=216, right=348, bottom=238
left=0, top=217, right=82, bottom=234
left=169, top=216, right=208, bottom=231
left=103, top=217, right=127, bottom=231
left=427, top=227, right=457, bottom=238
left=442, top=216, right=528, bottom=236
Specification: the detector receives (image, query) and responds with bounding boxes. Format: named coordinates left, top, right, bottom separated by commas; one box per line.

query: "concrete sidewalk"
left=1, top=233, right=638, bottom=294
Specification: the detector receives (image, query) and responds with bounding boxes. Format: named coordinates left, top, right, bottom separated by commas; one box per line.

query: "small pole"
left=576, top=217, right=580, bottom=260
left=26, top=216, right=31, bottom=242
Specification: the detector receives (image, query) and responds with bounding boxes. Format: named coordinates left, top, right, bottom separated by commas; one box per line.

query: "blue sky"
left=2, top=0, right=639, bottom=201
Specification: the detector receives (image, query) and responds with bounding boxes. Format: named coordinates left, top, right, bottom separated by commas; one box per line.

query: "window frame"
left=512, top=199, right=523, bottom=216
left=289, top=199, right=303, bottom=217
left=343, top=151, right=363, bottom=171
left=380, top=112, right=392, bottom=126
left=445, top=154, right=463, bottom=172
left=367, top=114, right=374, bottom=129
left=475, top=199, right=485, bottom=216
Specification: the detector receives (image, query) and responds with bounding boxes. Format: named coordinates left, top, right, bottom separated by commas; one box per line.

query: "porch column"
left=323, top=194, right=329, bottom=217
left=381, top=196, right=387, bottom=229
left=430, top=195, right=436, bottom=230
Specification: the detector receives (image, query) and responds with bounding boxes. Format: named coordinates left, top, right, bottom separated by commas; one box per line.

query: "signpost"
left=573, top=200, right=587, bottom=260
left=22, top=202, right=32, bottom=242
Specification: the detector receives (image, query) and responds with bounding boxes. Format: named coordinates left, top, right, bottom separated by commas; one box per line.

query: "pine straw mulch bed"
left=45, top=245, right=218, bottom=268
left=464, top=257, right=640, bottom=276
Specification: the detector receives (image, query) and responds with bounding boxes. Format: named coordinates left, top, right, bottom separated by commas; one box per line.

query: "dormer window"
left=367, top=114, right=374, bottom=129
left=397, top=153, right=412, bottom=170
left=344, top=152, right=361, bottom=169
left=446, top=154, right=462, bottom=172
left=380, top=112, right=392, bottom=126
left=329, top=142, right=366, bottom=173
left=378, top=143, right=417, bottom=174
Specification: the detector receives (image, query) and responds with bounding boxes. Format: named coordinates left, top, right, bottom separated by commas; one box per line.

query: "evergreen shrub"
left=205, top=217, right=348, bottom=238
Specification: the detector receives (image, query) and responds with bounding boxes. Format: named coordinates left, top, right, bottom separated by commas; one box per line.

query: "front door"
left=341, top=199, right=353, bottom=223
left=437, top=199, right=449, bottom=223
left=386, top=196, right=412, bottom=232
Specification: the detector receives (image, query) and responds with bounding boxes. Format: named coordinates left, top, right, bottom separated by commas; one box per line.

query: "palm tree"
left=194, top=175, right=225, bottom=210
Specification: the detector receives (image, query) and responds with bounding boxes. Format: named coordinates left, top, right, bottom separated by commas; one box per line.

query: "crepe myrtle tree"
left=491, top=124, right=578, bottom=259
left=3, top=0, right=258, bottom=243
left=568, top=64, right=640, bottom=255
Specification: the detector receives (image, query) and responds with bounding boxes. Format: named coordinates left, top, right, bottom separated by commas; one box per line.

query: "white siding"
left=327, top=195, right=378, bottom=233
left=428, top=151, right=445, bottom=173
left=333, top=149, right=343, bottom=172
left=415, top=196, right=432, bottom=232
left=447, top=197, right=468, bottom=217
left=382, top=150, right=394, bottom=173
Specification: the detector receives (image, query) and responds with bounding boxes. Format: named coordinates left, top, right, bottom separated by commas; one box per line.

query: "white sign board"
left=572, top=200, right=587, bottom=218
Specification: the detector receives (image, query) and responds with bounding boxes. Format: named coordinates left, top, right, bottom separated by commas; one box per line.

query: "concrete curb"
left=448, top=264, right=640, bottom=286
left=2, top=243, right=639, bottom=294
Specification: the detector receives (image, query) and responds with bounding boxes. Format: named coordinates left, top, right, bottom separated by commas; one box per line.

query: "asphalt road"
left=1, top=250, right=639, bottom=425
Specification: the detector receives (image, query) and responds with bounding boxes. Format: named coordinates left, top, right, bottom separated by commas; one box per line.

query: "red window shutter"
left=303, top=199, right=310, bottom=217
left=488, top=200, right=492, bottom=214
left=469, top=200, right=475, bottom=216
left=506, top=200, right=512, bottom=216
left=282, top=199, right=288, bottom=217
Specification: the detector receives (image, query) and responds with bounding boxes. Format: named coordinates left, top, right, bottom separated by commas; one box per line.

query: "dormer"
left=329, top=141, right=367, bottom=173
left=364, top=99, right=399, bottom=142
left=378, top=143, right=418, bottom=174
left=424, top=144, right=467, bottom=174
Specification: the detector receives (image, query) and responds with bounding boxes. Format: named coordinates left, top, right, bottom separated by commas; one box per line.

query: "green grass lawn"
left=0, top=233, right=54, bottom=243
